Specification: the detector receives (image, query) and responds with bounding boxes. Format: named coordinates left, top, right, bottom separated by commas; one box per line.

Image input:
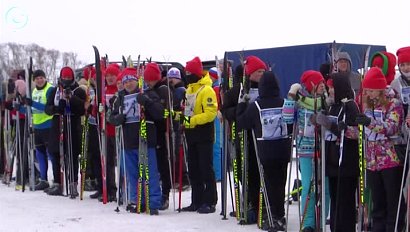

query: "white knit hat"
left=167, top=67, right=181, bottom=79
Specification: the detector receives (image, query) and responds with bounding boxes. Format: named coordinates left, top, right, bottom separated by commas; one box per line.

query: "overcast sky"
left=1, top=0, right=409, bottom=66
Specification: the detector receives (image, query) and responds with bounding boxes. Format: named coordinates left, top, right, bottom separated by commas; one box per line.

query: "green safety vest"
left=32, top=82, right=53, bottom=125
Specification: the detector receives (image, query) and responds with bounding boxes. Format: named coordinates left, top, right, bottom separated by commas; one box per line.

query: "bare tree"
left=62, top=52, right=70, bottom=67
left=0, top=42, right=85, bottom=82
left=45, top=49, right=60, bottom=81
left=7, top=43, right=26, bottom=71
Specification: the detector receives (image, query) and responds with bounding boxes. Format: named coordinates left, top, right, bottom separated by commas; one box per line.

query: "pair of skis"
left=357, top=45, right=371, bottom=232
left=218, top=55, right=235, bottom=220
left=134, top=56, right=150, bottom=214
left=93, top=46, right=108, bottom=204
left=25, top=57, right=36, bottom=191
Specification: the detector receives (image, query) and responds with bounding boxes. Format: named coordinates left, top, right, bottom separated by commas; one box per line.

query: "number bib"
left=184, top=86, right=205, bottom=117
left=364, top=109, right=384, bottom=141
left=123, top=93, right=140, bottom=123
left=303, top=109, right=315, bottom=138
left=255, top=102, right=287, bottom=140
left=401, top=86, right=410, bottom=105
left=248, top=88, right=259, bottom=103
left=32, top=89, right=44, bottom=114
left=324, top=115, right=338, bottom=141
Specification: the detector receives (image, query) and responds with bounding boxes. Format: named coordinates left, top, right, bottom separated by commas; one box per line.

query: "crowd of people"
left=1, top=46, right=410, bottom=232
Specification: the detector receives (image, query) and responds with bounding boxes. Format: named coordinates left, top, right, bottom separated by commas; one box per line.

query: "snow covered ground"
left=0, top=160, right=310, bottom=232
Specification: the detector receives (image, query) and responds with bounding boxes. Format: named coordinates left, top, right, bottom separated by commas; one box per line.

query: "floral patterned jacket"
left=364, top=97, right=404, bottom=171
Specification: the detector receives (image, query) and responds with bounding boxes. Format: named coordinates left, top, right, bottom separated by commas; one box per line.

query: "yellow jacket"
left=185, top=73, right=217, bottom=128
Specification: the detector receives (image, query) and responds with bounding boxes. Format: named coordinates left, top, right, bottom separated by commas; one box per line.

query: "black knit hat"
left=319, top=63, right=331, bottom=81
left=33, top=69, right=46, bottom=79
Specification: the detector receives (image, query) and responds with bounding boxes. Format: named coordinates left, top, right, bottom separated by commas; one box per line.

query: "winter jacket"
left=362, top=96, right=403, bottom=171
left=152, top=79, right=171, bottom=134
left=31, top=82, right=54, bottom=129
left=324, top=73, right=360, bottom=177
left=109, top=88, right=164, bottom=149
left=390, top=75, right=410, bottom=145
left=221, top=83, right=241, bottom=123
left=236, top=72, right=292, bottom=162
left=184, top=74, right=217, bottom=143
left=45, top=82, right=86, bottom=154
left=171, top=82, right=185, bottom=111
left=285, top=88, right=323, bottom=158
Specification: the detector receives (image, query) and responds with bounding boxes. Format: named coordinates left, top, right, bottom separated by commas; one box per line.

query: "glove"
left=355, top=114, right=371, bottom=126
left=338, top=121, right=347, bottom=131
left=25, top=97, right=33, bottom=106
left=180, top=115, right=190, bottom=127
left=171, top=111, right=182, bottom=121
left=288, top=83, right=302, bottom=100
left=113, top=114, right=126, bottom=125
left=163, top=109, right=170, bottom=118
left=98, top=103, right=104, bottom=113
left=137, top=93, right=151, bottom=106
left=63, top=88, right=72, bottom=98
left=316, top=112, right=331, bottom=129
left=58, top=99, right=67, bottom=113
left=238, top=93, right=250, bottom=103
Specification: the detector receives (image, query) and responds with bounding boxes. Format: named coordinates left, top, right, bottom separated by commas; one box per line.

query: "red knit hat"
left=370, top=52, right=396, bottom=85
left=300, top=70, right=324, bottom=92
left=60, top=66, right=74, bottom=79
left=120, top=67, right=138, bottom=84
left=83, top=66, right=96, bottom=80
left=185, top=57, right=203, bottom=77
left=362, top=67, right=386, bottom=90
left=384, top=52, right=396, bottom=85
left=397, top=46, right=410, bottom=64
left=143, top=63, right=161, bottom=82
left=245, top=56, right=267, bottom=75
left=105, top=63, right=121, bottom=77
left=371, top=54, right=387, bottom=71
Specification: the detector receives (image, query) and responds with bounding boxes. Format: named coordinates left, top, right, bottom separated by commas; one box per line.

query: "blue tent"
left=225, top=42, right=386, bottom=97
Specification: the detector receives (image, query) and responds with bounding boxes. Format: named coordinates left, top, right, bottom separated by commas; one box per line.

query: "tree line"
left=0, top=42, right=85, bottom=83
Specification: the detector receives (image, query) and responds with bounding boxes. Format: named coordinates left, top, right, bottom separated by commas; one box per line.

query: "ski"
left=136, top=56, right=150, bottom=214
left=58, top=85, right=66, bottom=195
left=25, top=57, right=36, bottom=191
left=79, top=69, right=92, bottom=200
left=239, top=52, right=249, bottom=225
left=93, top=45, right=108, bottom=204
left=357, top=45, right=371, bottom=232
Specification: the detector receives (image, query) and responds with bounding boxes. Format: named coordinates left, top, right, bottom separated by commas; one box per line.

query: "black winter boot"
left=160, top=197, right=169, bottom=210
left=47, top=183, right=63, bottom=196
left=90, top=191, right=101, bottom=199
left=34, top=180, right=50, bottom=191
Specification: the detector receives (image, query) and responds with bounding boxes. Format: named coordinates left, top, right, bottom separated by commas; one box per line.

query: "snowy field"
left=0, top=160, right=314, bottom=232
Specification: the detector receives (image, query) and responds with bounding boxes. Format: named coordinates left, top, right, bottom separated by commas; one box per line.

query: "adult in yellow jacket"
left=181, top=56, right=218, bottom=214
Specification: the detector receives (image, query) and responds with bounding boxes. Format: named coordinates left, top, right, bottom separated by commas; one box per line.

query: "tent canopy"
left=225, top=42, right=386, bottom=97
